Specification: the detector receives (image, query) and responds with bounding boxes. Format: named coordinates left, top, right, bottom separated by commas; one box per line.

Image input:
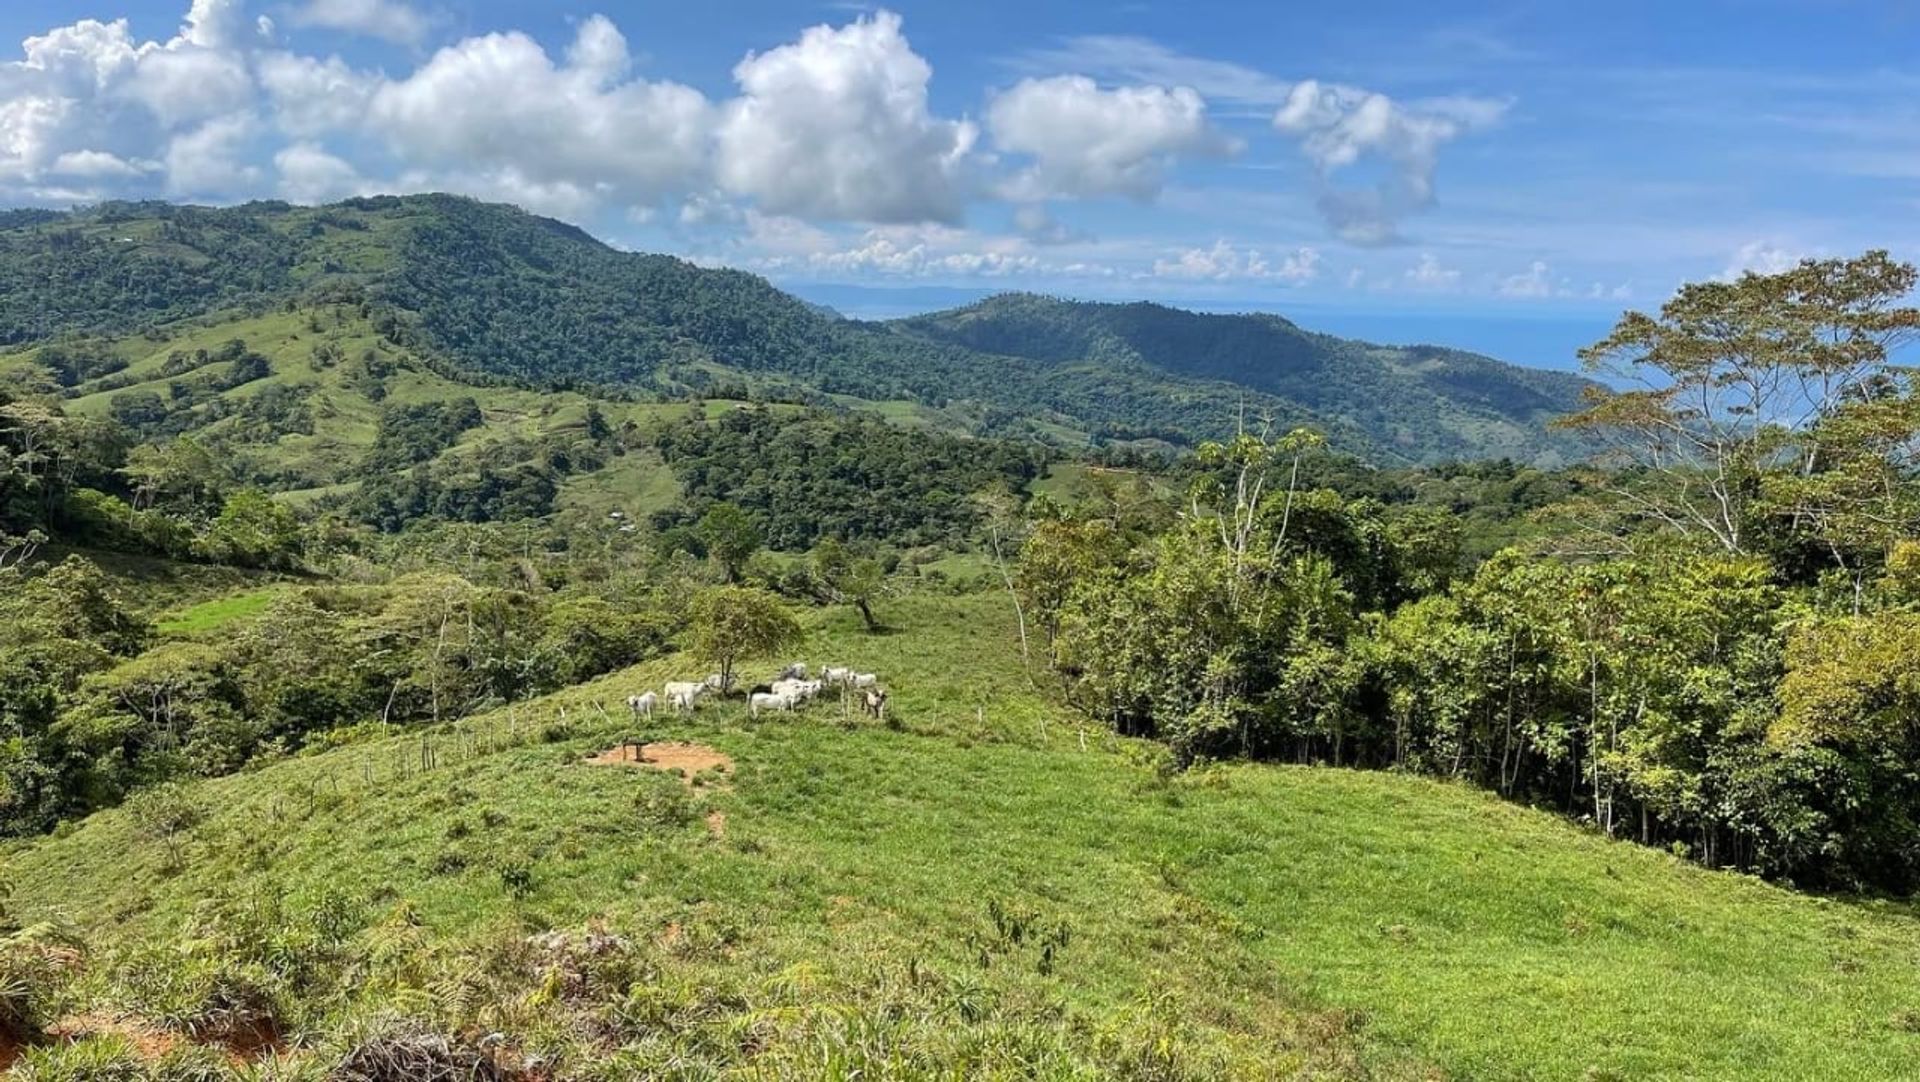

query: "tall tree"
left=697, top=502, right=761, bottom=584
left=1563, top=251, right=1920, bottom=557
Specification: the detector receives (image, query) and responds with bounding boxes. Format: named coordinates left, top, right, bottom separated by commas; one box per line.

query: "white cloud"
left=366, top=18, right=713, bottom=220
left=287, top=0, right=431, bottom=45
left=180, top=0, right=251, bottom=50
left=0, top=9, right=270, bottom=199
left=49, top=149, right=147, bottom=177
left=274, top=140, right=367, bottom=202
left=257, top=52, right=378, bottom=137
left=164, top=112, right=259, bottom=196
left=989, top=75, right=1233, bottom=201
left=1273, top=79, right=1505, bottom=245
left=1152, top=239, right=1319, bottom=283
left=120, top=40, right=255, bottom=127
left=715, top=11, right=977, bottom=224
left=1498, top=259, right=1553, bottom=298
left=1403, top=252, right=1461, bottom=290
left=1719, top=240, right=1803, bottom=280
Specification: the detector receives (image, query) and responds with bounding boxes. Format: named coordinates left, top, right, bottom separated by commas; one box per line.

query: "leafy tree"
left=687, top=586, right=800, bottom=694
left=197, top=490, right=304, bottom=570
left=811, top=539, right=888, bottom=631
left=697, top=503, right=761, bottom=583
left=1564, top=250, right=1920, bottom=559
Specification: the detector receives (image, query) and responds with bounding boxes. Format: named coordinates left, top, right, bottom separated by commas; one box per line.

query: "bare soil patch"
left=46, top=1011, right=184, bottom=1061
left=587, top=741, right=733, bottom=786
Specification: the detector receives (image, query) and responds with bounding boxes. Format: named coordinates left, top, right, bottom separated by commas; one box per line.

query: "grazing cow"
left=775, top=678, right=823, bottom=703
left=749, top=683, right=774, bottom=697
left=852, top=673, right=878, bottom=689
left=862, top=687, right=889, bottom=719
left=750, top=691, right=796, bottom=717
left=822, top=666, right=853, bottom=687
left=703, top=672, right=727, bottom=691
left=626, top=692, right=658, bottom=718
left=778, top=662, right=808, bottom=681
left=663, top=681, right=705, bottom=713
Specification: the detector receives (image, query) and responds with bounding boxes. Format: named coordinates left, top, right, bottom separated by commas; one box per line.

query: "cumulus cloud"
left=274, top=141, right=367, bottom=202
left=0, top=8, right=271, bottom=200
left=1498, top=259, right=1554, bottom=298
left=164, top=112, right=259, bottom=196
left=1720, top=240, right=1804, bottom=280
left=988, top=75, right=1232, bottom=201
left=715, top=11, right=977, bottom=224
left=1152, top=239, right=1319, bottom=283
left=1274, top=79, right=1504, bottom=245
left=256, top=52, right=377, bottom=137
left=286, top=0, right=431, bottom=45
left=365, top=17, right=712, bottom=217
left=1403, top=252, right=1461, bottom=290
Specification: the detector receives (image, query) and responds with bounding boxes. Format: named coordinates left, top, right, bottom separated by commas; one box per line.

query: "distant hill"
left=899, top=294, right=1593, bottom=464
left=0, top=195, right=1594, bottom=463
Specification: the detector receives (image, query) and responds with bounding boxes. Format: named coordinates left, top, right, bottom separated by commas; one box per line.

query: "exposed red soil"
left=18, top=1010, right=283, bottom=1070
left=587, top=741, right=733, bottom=786
left=46, top=1011, right=184, bottom=1061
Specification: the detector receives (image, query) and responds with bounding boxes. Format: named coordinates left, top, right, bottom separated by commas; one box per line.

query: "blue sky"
left=1, top=1, right=1915, bottom=368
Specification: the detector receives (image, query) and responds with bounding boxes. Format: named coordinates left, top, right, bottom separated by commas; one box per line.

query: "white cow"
left=852, top=673, right=878, bottom=689
left=862, top=687, right=889, bottom=719
left=774, top=678, right=823, bottom=703
left=703, top=672, right=727, bottom=691
left=663, top=682, right=706, bottom=713
left=626, top=692, right=658, bottom=717
left=778, top=662, right=808, bottom=681
left=822, top=666, right=853, bottom=687
left=750, top=691, right=796, bottom=717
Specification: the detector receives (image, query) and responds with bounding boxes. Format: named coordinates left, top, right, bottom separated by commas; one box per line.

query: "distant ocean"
left=784, top=282, right=1623, bottom=376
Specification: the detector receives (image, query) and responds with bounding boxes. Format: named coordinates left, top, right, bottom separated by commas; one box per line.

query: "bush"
left=330, top=1023, right=508, bottom=1082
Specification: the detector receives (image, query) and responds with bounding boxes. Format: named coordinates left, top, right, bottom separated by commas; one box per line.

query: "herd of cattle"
left=625, top=663, right=887, bottom=720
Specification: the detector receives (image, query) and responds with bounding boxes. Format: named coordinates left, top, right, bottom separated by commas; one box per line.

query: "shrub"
left=330, top=1020, right=507, bottom=1082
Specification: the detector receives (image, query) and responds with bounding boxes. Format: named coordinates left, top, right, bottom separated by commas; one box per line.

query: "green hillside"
left=0, top=195, right=1592, bottom=463
left=901, top=294, right=1593, bottom=464
left=6, top=593, right=1917, bottom=1080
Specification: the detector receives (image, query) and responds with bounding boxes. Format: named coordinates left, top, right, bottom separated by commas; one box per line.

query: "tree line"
left=1019, top=252, right=1920, bottom=891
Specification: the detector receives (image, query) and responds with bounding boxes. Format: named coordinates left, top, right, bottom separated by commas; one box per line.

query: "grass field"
left=153, top=586, right=288, bottom=636
left=9, top=591, right=1920, bottom=1079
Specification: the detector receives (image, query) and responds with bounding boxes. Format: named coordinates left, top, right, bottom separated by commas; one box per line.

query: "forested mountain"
left=0, top=195, right=1590, bottom=463
left=901, top=294, right=1593, bottom=463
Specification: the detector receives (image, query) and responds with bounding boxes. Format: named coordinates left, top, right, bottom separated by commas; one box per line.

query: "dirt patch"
left=46, top=1011, right=185, bottom=1062
left=31, top=1010, right=282, bottom=1068
left=588, top=742, right=733, bottom=787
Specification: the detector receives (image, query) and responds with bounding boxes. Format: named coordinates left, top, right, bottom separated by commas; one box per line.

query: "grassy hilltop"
left=8, top=590, right=1918, bottom=1080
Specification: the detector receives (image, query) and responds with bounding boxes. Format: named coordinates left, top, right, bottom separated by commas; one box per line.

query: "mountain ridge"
left=0, top=194, right=1594, bottom=464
